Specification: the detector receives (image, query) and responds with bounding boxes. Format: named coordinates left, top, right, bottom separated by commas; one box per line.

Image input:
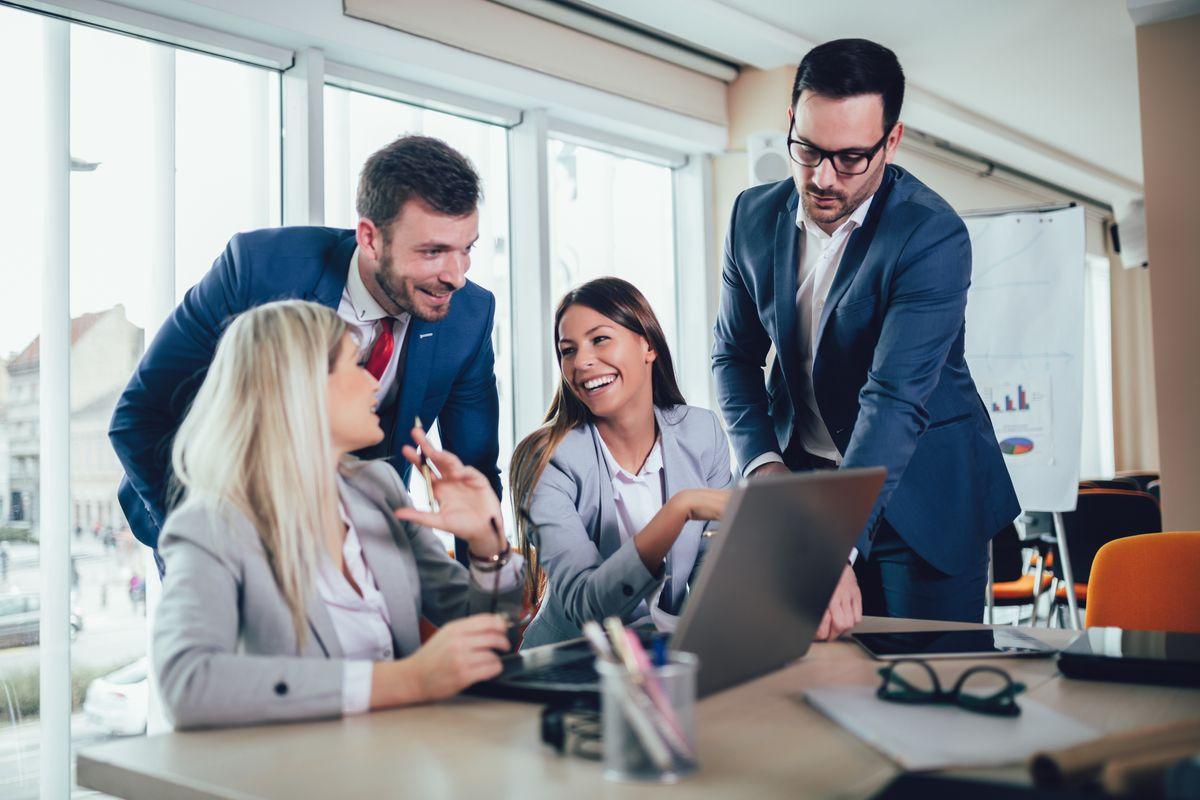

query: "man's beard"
left=373, top=250, right=455, bottom=323
left=801, top=158, right=886, bottom=228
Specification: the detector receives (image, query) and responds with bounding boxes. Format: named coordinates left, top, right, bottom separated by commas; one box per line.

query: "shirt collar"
left=345, top=247, right=393, bottom=323
left=796, top=192, right=875, bottom=242
left=597, top=432, right=664, bottom=484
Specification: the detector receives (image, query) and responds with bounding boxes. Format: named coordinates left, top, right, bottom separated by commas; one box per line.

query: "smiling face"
left=357, top=199, right=479, bottom=322
left=789, top=91, right=902, bottom=234
left=327, top=333, right=384, bottom=455
left=556, top=303, right=656, bottom=421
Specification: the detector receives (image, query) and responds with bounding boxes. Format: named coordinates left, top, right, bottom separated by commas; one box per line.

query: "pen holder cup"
left=596, top=651, right=699, bottom=783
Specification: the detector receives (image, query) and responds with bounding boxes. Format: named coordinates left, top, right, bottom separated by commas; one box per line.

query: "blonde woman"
left=153, top=300, right=522, bottom=729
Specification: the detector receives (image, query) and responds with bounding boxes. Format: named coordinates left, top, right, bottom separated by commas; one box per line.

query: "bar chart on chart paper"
left=978, top=373, right=1053, bottom=465
left=964, top=205, right=1084, bottom=511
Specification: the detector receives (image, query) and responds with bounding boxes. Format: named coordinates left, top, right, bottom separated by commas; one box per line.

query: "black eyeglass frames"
left=876, top=658, right=1027, bottom=717
left=786, top=125, right=892, bottom=176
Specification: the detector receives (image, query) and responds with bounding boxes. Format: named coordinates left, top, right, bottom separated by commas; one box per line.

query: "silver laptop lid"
left=673, top=467, right=885, bottom=697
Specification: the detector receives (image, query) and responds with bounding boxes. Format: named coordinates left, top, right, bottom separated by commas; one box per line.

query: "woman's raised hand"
left=672, top=488, right=731, bottom=522
left=394, top=426, right=504, bottom=558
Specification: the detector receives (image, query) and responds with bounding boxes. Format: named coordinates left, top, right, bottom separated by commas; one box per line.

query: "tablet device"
left=851, top=628, right=1058, bottom=660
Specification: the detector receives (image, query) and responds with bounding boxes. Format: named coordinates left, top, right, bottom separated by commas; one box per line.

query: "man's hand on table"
left=814, top=564, right=862, bottom=641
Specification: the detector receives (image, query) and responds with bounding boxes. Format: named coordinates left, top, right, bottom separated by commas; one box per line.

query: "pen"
left=582, top=621, right=618, bottom=663
left=603, top=618, right=693, bottom=761
left=621, top=627, right=693, bottom=759
left=595, top=619, right=674, bottom=770
left=414, top=416, right=439, bottom=512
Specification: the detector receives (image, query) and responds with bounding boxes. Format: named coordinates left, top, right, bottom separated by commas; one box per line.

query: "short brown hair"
left=355, top=135, right=480, bottom=228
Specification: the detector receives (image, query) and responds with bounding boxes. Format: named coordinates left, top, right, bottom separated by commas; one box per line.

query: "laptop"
left=467, top=467, right=885, bottom=704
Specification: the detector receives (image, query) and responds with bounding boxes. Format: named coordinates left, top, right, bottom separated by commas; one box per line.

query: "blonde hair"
left=171, top=300, right=350, bottom=646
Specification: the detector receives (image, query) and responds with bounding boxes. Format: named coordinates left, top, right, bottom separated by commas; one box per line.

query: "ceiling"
left=573, top=0, right=1146, bottom=205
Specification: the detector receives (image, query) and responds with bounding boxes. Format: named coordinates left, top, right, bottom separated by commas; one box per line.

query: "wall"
left=1136, top=13, right=1200, bottom=530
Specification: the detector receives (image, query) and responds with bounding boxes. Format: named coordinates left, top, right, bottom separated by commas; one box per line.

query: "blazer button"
left=622, top=584, right=633, bottom=597
left=274, top=681, right=289, bottom=696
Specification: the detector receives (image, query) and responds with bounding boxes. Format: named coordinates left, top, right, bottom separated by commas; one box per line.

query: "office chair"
left=1115, top=471, right=1159, bottom=493
left=1079, top=477, right=1140, bottom=491
left=1049, top=489, right=1162, bottom=627
left=987, top=523, right=1052, bottom=625
left=1085, top=532, right=1200, bottom=633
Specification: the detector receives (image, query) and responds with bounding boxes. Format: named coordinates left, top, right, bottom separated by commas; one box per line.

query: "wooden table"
left=76, top=617, right=1200, bottom=799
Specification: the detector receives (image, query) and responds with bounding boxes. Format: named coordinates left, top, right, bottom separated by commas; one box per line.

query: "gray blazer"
left=521, top=405, right=735, bottom=649
left=152, top=459, right=521, bottom=729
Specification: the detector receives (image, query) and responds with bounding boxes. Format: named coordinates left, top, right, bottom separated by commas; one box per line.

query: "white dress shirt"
left=743, top=193, right=876, bottom=477
left=336, top=247, right=411, bottom=401
left=595, top=434, right=678, bottom=632
left=320, top=497, right=524, bottom=715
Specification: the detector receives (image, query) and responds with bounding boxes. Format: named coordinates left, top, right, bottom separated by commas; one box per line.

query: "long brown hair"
left=509, top=277, right=685, bottom=601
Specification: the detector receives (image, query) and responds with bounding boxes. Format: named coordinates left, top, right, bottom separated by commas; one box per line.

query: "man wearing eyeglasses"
left=712, top=39, right=1018, bottom=631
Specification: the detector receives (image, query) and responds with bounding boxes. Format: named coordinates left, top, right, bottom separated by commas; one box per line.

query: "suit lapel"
left=589, top=425, right=624, bottom=558
left=308, top=233, right=358, bottom=309
left=304, top=589, right=344, bottom=659
left=654, top=408, right=699, bottom=611
left=335, top=472, right=422, bottom=656
left=814, top=166, right=897, bottom=352
left=392, top=319, right=435, bottom=447
left=772, top=197, right=802, bottom=399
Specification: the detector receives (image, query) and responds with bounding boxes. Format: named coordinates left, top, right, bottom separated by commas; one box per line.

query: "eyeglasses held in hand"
left=876, top=659, right=1026, bottom=717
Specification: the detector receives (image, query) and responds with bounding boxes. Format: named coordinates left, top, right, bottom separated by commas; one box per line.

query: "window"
left=0, top=8, right=283, bottom=796
left=1080, top=254, right=1115, bottom=478
left=547, top=138, right=678, bottom=351
left=323, top=85, right=513, bottom=536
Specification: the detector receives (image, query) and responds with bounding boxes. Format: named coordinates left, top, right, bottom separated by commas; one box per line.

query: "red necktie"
left=364, top=319, right=395, bottom=380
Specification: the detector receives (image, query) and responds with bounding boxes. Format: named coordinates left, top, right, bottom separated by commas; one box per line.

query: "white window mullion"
left=144, top=43, right=176, bottom=737
left=39, top=16, right=71, bottom=800
left=672, top=155, right=716, bottom=410
left=282, top=47, right=326, bottom=226
left=508, top=110, right=554, bottom=434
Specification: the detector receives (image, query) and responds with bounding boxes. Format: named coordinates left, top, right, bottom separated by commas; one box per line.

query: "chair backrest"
left=1115, top=471, right=1159, bottom=492
left=1055, top=489, right=1162, bottom=584
left=990, top=523, right=1025, bottom=582
left=1079, top=478, right=1140, bottom=491
left=1086, top=532, right=1200, bottom=633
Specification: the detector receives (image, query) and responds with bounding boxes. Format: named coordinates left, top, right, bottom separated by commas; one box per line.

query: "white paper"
left=963, top=206, right=1086, bottom=512
left=805, top=685, right=1097, bottom=771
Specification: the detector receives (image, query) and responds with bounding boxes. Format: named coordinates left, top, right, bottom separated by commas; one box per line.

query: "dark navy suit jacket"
left=109, top=227, right=501, bottom=549
left=712, top=166, right=1019, bottom=576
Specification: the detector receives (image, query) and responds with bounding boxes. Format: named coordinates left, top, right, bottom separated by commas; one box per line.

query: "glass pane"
left=176, top=52, right=281, bottom=297
left=323, top=86, right=513, bottom=543
left=59, top=24, right=282, bottom=798
left=547, top=139, right=677, bottom=352
left=0, top=7, right=46, bottom=798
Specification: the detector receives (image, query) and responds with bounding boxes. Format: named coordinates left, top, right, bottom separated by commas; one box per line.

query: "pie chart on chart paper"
left=1000, top=437, right=1035, bottom=456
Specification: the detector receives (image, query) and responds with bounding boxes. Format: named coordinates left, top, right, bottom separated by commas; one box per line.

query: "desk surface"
left=77, top=617, right=1200, bottom=800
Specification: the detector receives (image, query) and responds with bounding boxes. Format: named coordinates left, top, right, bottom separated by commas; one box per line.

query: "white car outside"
left=83, top=658, right=148, bottom=736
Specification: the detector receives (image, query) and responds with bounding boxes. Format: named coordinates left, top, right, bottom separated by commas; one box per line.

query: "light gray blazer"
left=152, top=459, right=521, bottom=729
left=520, top=405, right=735, bottom=649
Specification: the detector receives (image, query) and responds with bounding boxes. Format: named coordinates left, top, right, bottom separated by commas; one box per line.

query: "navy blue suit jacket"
left=109, top=227, right=501, bottom=549
left=712, top=166, right=1019, bottom=575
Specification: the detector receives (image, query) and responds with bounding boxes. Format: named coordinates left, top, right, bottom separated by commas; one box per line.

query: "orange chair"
left=1085, top=532, right=1200, bottom=633
left=1049, top=488, right=1162, bottom=626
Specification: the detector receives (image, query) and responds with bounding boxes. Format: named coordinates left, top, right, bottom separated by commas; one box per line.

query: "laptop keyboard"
left=510, top=659, right=599, bottom=686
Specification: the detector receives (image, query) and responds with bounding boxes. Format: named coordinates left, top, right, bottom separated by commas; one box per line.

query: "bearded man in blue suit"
left=713, top=39, right=1018, bottom=633
left=111, top=136, right=501, bottom=566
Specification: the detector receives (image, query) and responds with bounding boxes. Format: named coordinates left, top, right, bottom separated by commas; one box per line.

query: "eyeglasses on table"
left=875, top=658, right=1027, bottom=717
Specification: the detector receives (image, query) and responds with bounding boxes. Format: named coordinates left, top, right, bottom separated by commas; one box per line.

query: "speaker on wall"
left=1111, top=197, right=1149, bottom=269
left=747, top=130, right=790, bottom=187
